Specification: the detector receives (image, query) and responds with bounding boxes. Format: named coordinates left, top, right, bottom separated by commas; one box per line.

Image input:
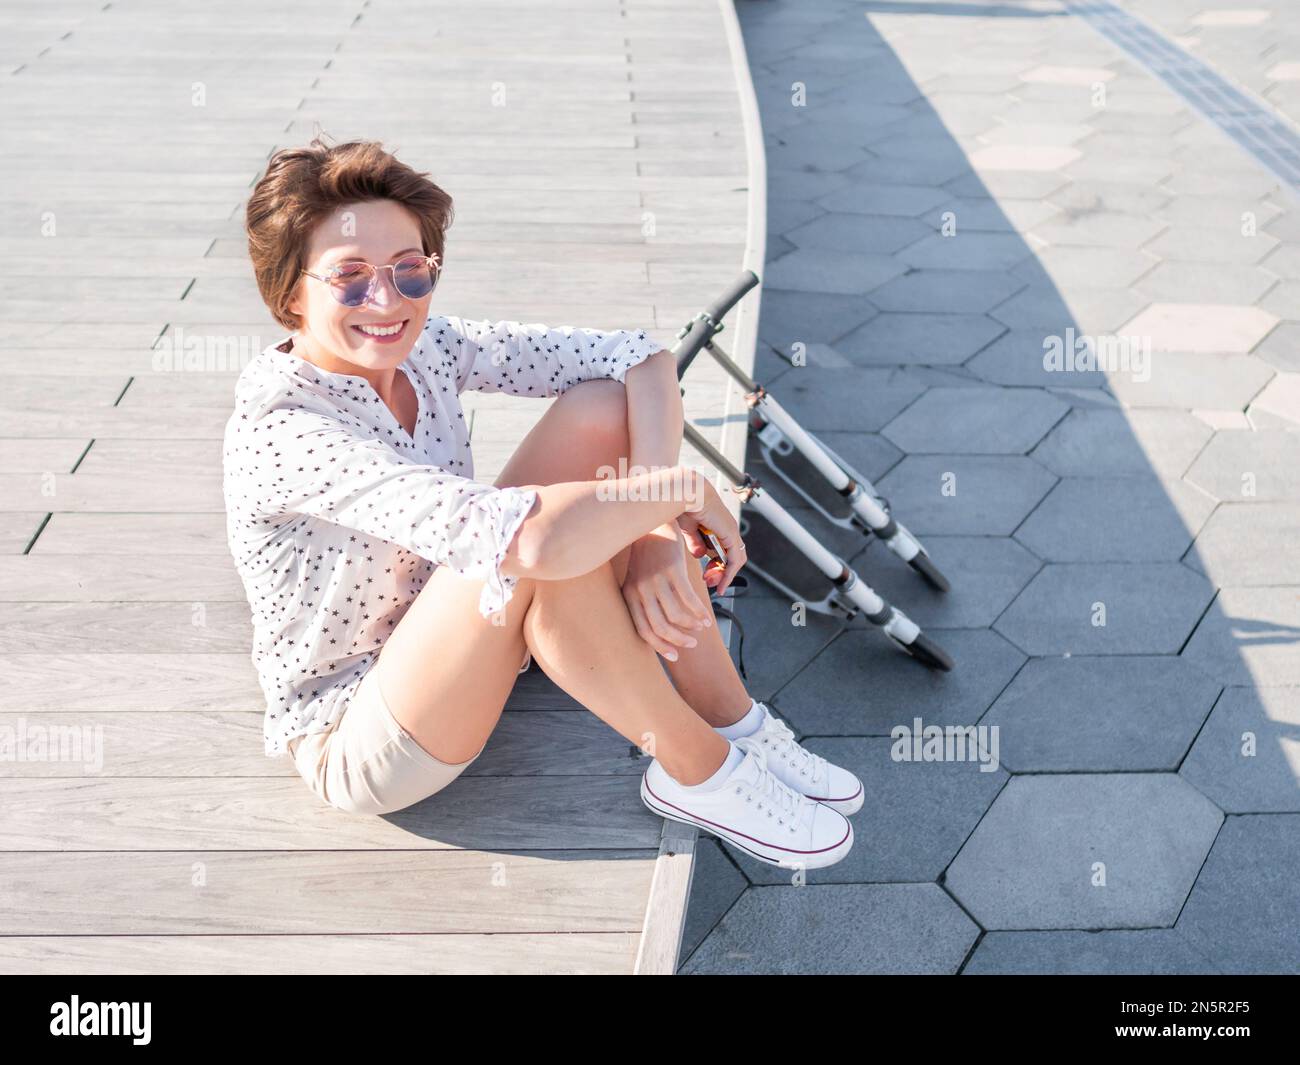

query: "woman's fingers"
left=641, top=589, right=698, bottom=650
left=657, top=583, right=705, bottom=636
left=625, top=597, right=683, bottom=661
left=666, top=564, right=712, bottom=626
left=678, top=526, right=708, bottom=559
left=716, top=539, right=747, bottom=597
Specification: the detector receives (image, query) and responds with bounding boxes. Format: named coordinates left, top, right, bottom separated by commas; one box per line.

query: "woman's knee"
left=565, top=379, right=630, bottom=463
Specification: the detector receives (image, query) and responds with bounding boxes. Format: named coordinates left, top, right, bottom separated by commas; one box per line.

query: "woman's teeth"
left=355, top=321, right=405, bottom=337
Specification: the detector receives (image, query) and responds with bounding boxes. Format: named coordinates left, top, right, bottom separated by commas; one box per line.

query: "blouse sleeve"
left=447, top=315, right=665, bottom=397
left=224, top=406, right=538, bottom=618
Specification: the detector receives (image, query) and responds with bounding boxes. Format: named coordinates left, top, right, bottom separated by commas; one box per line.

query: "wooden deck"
left=0, top=0, right=761, bottom=973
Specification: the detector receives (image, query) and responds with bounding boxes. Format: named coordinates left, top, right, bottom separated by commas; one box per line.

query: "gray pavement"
left=680, top=0, right=1300, bottom=974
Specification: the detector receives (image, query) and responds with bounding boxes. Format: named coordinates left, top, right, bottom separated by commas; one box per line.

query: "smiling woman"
left=223, top=135, right=857, bottom=869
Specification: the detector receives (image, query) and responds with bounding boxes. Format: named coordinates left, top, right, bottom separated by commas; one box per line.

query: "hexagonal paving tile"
left=968, top=144, right=1083, bottom=171
left=946, top=169, right=1071, bottom=201
left=898, top=232, right=1035, bottom=271
left=773, top=628, right=1025, bottom=733
left=767, top=196, right=824, bottom=238
left=680, top=839, right=749, bottom=962
left=854, top=535, right=1041, bottom=628
left=756, top=288, right=879, bottom=353
left=1260, top=243, right=1300, bottom=279
left=945, top=774, right=1223, bottom=929
left=1117, top=303, right=1279, bottom=353
left=843, top=155, right=975, bottom=189
left=964, top=930, right=1220, bottom=974
left=771, top=365, right=927, bottom=430
left=763, top=247, right=906, bottom=295
left=1014, top=247, right=1159, bottom=289
left=1181, top=587, right=1300, bottom=687
left=784, top=212, right=932, bottom=255
left=767, top=167, right=855, bottom=203
left=994, top=562, right=1215, bottom=655
left=875, top=454, right=1058, bottom=535
left=1064, top=155, right=1176, bottom=185
left=1185, top=502, right=1300, bottom=585
left=1185, top=430, right=1300, bottom=501
left=767, top=135, right=870, bottom=173
left=1260, top=280, right=1300, bottom=318
left=1157, top=194, right=1281, bottom=229
left=1144, top=227, right=1279, bottom=265
left=926, top=196, right=1061, bottom=234
left=1252, top=321, right=1300, bottom=372
left=966, top=329, right=1110, bottom=388
left=835, top=312, right=1006, bottom=366
left=1106, top=353, right=1274, bottom=411
left=870, top=132, right=974, bottom=166
left=1051, top=180, right=1172, bottom=218
left=882, top=386, right=1069, bottom=454
left=1135, top=261, right=1280, bottom=305
left=984, top=656, right=1221, bottom=772
left=1030, top=212, right=1166, bottom=248
left=867, top=269, right=1028, bottom=314
left=1030, top=408, right=1213, bottom=479
left=728, top=594, right=847, bottom=703
left=1014, top=476, right=1216, bottom=562
left=989, top=283, right=1149, bottom=335
left=815, top=182, right=952, bottom=217
left=1174, top=815, right=1300, bottom=974
left=679, top=883, right=979, bottom=974
left=1246, top=373, right=1300, bottom=427
left=1181, top=687, right=1300, bottom=814
left=742, top=737, right=1007, bottom=885
left=1020, top=64, right=1118, bottom=85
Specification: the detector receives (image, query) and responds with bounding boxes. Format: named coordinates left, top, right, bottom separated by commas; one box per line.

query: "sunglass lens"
left=393, top=255, right=436, bottom=299
left=329, top=263, right=372, bottom=306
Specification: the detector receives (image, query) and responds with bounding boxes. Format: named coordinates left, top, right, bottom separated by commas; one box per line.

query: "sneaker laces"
left=755, top=707, right=827, bottom=786
left=734, top=734, right=810, bottom=828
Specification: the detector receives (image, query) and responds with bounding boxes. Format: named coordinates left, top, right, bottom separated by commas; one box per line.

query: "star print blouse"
left=222, top=311, right=663, bottom=757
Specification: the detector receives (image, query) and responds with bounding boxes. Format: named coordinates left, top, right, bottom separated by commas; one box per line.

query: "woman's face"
left=286, top=198, right=434, bottom=370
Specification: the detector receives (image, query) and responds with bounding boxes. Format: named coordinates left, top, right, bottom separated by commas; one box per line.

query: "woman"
left=222, top=137, right=861, bottom=869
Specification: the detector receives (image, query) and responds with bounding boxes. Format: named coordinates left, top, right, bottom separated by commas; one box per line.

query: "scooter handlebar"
left=673, top=269, right=760, bottom=378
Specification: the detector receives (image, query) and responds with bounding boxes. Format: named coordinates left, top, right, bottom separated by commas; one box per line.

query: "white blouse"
left=222, top=310, right=663, bottom=757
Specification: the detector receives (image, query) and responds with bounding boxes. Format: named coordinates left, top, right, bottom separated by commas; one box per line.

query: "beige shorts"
left=288, top=651, right=529, bottom=816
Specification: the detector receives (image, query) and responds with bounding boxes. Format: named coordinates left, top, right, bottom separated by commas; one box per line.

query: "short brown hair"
left=245, top=136, right=454, bottom=330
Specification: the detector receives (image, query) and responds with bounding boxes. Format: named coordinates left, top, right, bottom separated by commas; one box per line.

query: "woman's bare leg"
left=371, top=378, right=737, bottom=783
left=375, top=558, right=729, bottom=784
left=495, top=379, right=753, bottom=727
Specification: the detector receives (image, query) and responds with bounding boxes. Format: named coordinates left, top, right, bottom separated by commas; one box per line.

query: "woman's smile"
left=351, top=318, right=410, bottom=344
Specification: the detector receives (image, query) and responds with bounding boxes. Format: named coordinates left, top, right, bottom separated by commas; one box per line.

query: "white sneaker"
left=744, top=703, right=864, bottom=816
left=640, top=734, right=853, bottom=870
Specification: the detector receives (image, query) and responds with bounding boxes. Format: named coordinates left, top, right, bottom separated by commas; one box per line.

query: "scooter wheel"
left=905, top=633, right=954, bottom=672
left=909, top=552, right=950, bottom=593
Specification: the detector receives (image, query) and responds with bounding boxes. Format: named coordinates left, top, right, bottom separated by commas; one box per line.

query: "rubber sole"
left=811, top=780, right=864, bottom=817
left=640, top=774, right=853, bottom=870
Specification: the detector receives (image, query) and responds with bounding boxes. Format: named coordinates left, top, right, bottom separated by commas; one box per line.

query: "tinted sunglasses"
left=301, top=252, right=441, bottom=308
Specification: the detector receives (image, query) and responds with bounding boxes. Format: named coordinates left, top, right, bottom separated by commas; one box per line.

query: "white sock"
left=675, top=740, right=745, bottom=792
left=715, top=698, right=764, bottom=741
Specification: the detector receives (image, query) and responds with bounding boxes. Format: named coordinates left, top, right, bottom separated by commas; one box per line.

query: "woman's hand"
left=622, top=523, right=714, bottom=662
left=677, top=473, right=746, bottom=596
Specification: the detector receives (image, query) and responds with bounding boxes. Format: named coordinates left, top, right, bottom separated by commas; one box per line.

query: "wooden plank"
left=0, top=851, right=656, bottom=934
left=0, top=933, right=640, bottom=975
left=0, top=709, right=648, bottom=777
left=0, top=776, right=662, bottom=850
